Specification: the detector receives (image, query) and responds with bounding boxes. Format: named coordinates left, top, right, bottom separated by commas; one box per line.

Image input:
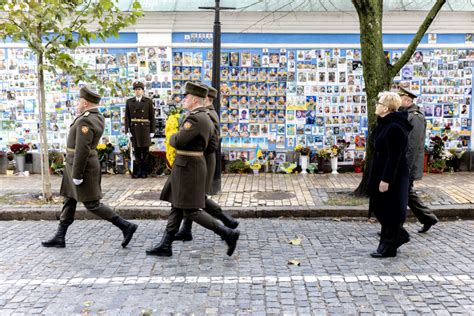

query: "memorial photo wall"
left=171, top=47, right=474, bottom=163
left=0, top=46, right=173, bottom=151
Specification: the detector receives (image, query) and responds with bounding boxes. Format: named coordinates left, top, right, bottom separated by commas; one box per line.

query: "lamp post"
left=199, top=1, right=235, bottom=194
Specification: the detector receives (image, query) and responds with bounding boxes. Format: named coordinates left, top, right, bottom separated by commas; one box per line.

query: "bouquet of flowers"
left=294, top=144, right=311, bottom=155
left=9, top=143, right=30, bottom=155
left=327, top=140, right=350, bottom=158
left=165, top=107, right=184, bottom=168
left=96, top=143, right=114, bottom=161
left=316, top=148, right=330, bottom=159
left=428, top=134, right=452, bottom=172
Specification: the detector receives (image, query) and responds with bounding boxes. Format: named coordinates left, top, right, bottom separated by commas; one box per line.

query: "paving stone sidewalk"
left=0, top=172, right=473, bottom=220
left=0, top=219, right=473, bottom=314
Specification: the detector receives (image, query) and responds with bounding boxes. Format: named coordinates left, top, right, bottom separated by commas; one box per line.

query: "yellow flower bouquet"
left=165, top=109, right=183, bottom=168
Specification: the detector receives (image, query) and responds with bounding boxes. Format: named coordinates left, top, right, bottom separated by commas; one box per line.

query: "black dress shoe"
left=370, top=250, right=397, bottom=258
left=418, top=220, right=438, bottom=233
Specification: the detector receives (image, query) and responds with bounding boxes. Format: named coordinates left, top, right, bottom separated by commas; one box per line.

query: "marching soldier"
left=146, top=82, right=240, bottom=257
left=174, top=83, right=239, bottom=241
left=42, top=86, right=138, bottom=248
left=125, top=81, right=156, bottom=178
left=398, top=86, right=439, bottom=233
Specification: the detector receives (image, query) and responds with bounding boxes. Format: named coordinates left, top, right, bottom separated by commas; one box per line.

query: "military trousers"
left=408, top=180, right=438, bottom=225
left=165, top=207, right=220, bottom=235
left=59, top=197, right=117, bottom=227
left=133, top=146, right=149, bottom=176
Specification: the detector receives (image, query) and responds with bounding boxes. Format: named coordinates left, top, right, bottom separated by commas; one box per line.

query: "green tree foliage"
left=0, top=0, right=143, bottom=200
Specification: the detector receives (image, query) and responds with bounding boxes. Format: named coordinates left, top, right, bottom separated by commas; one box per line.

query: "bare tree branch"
left=390, top=0, right=446, bottom=77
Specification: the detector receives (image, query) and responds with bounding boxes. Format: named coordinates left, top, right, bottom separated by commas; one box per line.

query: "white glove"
left=150, top=133, right=155, bottom=138
left=127, top=132, right=132, bottom=137
left=73, top=178, right=83, bottom=185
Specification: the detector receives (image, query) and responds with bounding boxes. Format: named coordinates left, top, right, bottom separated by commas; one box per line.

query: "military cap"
left=184, top=81, right=208, bottom=98
left=397, top=86, right=417, bottom=99
left=133, top=81, right=145, bottom=90
left=79, top=86, right=101, bottom=104
left=206, top=85, right=218, bottom=99
left=195, top=82, right=218, bottom=99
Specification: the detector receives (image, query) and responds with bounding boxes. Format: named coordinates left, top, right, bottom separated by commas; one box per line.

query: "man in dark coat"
left=173, top=83, right=239, bottom=242
left=42, top=86, right=138, bottom=249
left=398, top=86, right=439, bottom=233
left=125, top=81, right=156, bottom=178
left=369, top=92, right=412, bottom=258
left=146, top=82, right=240, bottom=257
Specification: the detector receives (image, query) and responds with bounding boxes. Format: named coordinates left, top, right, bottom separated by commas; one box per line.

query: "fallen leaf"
left=83, top=301, right=93, bottom=307
left=289, top=237, right=302, bottom=246
left=288, top=260, right=301, bottom=266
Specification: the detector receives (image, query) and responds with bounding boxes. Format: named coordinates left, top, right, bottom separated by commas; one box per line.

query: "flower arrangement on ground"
left=353, top=157, right=365, bottom=173
left=427, top=134, right=452, bottom=173
left=9, top=143, right=30, bottom=155
left=164, top=107, right=184, bottom=168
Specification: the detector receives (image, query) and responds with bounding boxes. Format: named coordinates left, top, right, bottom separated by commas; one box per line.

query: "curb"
left=0, top=204, right=473, bottom=221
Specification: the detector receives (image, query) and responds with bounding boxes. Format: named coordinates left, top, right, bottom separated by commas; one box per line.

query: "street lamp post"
left=199, top=0, right=235, bottom=194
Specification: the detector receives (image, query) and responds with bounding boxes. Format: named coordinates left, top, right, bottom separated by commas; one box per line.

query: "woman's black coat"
left=368, top=111, right=413, bottom=223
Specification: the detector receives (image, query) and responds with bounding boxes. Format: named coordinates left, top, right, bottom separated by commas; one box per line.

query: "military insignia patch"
left=183, top=122, right=192, bottom=129
left=81, top=126, right=89, bottom=134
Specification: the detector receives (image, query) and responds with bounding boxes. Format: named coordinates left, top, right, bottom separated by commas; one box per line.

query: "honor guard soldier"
left=146, top=82, right=240, bottom=257
left=174, top=83, right=239, bottom=241
left=125, top=81, right=156, bottom=178
left=42, top=86, right=138, bottom=248
left=398, top=85, right=439, bottom=233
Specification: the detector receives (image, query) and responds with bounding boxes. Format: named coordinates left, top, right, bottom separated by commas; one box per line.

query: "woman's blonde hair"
left=378, top=91, right=402, bottom=112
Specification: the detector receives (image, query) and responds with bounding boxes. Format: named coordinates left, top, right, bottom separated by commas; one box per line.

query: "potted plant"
left=250, top=162, right=262, bottom=174
left=294, top=144, right=311, bottom=174
left=229, top=159, right=250, bottom=174
left=316, top=148, right=329, bottom=174
left=9, top=143, right=30, bottom=173
left=427, top=134, right=450, bottom=173
left=353, top=157, right=365, bottom=173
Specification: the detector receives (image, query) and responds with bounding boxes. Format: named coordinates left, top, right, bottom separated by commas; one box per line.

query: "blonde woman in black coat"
left=368, top=92, right=413, bottom=258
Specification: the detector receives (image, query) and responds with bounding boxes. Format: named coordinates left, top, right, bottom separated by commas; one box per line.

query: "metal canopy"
left=119, top=0, right=474, bottom=12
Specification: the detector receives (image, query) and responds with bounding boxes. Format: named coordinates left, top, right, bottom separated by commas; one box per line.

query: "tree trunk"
left=352, top=0, right=391, bottom=196
left=37, top=53, right=53, bottom=201
left=351, top=0, right=445, bottom=197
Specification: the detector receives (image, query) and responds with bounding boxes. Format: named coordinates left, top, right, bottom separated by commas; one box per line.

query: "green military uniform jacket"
left=60, top=108, right=104, bottom=202
left=405, top=104, right=427, bottom=181
left=204, top=105, right=220, bottom=194
left=160, top=107, right=214, bottom=209
left=125, top=96, right=155, bottom=148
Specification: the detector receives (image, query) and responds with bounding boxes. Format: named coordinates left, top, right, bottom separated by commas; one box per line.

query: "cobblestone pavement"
left=0, top=219, right=473, bottom=315
left=1, top=173, right=474, bottom=217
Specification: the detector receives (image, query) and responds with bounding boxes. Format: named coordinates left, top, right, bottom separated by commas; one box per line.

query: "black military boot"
left=111, top=217, right=138, bottom=248
left=214, top=224, right=240, bottom=256
left=146, top=232, right=174, bottom=257
left=173, top=218, right=193, bottom=241
left=41, top=224, right=68, bottom=248
left=205, top=199, right=239, bottom=229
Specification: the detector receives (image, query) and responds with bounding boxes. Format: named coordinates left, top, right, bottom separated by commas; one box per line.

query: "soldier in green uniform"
left=398, top=86, right=439, bottom=233
left=146, top=82, right=240, bottom=257
left=174, top=83, right=239, bottom=241
left=125, top=81, right=156, bottom=178
left=42, top=86, right=138, bottom=248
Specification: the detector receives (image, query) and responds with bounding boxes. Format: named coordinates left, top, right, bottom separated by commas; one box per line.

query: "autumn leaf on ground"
left=289, top=237, right=302, bottom=246
left=288, top=260, right=301, bottom=266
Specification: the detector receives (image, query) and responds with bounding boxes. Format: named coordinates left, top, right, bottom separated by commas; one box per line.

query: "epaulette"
left=83, top=111, right=90, bottom=117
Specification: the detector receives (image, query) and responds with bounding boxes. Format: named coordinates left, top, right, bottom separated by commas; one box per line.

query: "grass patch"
left=325, top=192, right=368, bottom=206
left=0, top=193, right=62, bottom=205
